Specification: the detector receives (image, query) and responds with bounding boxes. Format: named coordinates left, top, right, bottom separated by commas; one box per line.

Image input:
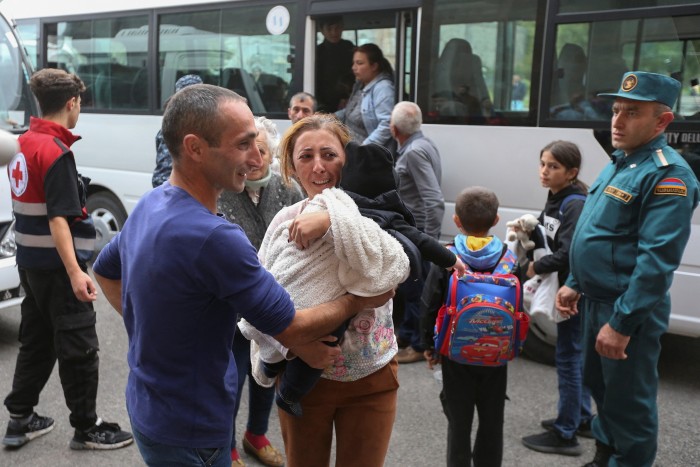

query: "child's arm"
left=533, top=199, right=585, bottom=275
left=393, top=221, right=458, bottom=269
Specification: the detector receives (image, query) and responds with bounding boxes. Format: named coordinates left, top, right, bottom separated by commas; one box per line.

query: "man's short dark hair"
left=289, top=92, right=317, bottom=112
left=29, top=68, right=85, bottom=116
left=162, top=84, right=246, bottom=160
left=455, top=186, right=499, bottom=234
left=319, top=15, right=343, bottom=29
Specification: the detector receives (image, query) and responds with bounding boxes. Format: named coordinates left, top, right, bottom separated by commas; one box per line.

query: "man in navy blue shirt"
left=93, top=84, right=390, bottom=467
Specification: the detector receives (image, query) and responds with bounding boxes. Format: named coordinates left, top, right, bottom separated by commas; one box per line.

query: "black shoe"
left=582, top=440, right=614, bottom=467
left=69, top=418, right=133, bottom=450
left=522, top=430, right=582, bottom=456
left=275, top=390, right=303, bottom=417
left=577, top=417, right=594, bottom=439
left=541, top=416, right=595, bottom=439
left=2, top=413, right=55, bottom=448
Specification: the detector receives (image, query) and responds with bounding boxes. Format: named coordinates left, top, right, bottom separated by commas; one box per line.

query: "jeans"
left=133, top=425, right=229, bottom=467
left=398, top=261, right=429, bottom=351
left=553, top=300, right=593, bottom=439
left=231, top=325, right=275, bottom=449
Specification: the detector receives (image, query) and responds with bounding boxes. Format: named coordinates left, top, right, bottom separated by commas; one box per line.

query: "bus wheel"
left=523, top=312, right=557, bottom=365
left=87, top=192, right=127, bottom=255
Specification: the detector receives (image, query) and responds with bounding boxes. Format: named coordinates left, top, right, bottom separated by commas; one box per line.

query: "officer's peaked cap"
left=598, top=71, right=681, bottom=108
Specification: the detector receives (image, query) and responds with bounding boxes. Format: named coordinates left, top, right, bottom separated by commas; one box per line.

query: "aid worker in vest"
left=3, top=69, right=133, bottom=450
left=556, top=71, right=699, bottom=467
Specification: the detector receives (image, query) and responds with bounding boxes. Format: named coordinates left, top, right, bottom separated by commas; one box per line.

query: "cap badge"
left=622, top=74, right=638, bottom=92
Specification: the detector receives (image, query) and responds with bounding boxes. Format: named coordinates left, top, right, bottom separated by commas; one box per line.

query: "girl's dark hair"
left=354, top=43, right=393, bottom=77
left=540, top=140, right=588, bottom=193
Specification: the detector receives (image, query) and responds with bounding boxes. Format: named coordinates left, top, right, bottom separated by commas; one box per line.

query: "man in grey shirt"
left=391, top=101, right=444, bottom=239
left=390, top=101, right=445, bottom=363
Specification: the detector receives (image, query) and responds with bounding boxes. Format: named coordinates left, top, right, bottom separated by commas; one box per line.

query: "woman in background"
left=336, top=43, right=395, bottom=147
left=218, top=116, right=304, bottom=466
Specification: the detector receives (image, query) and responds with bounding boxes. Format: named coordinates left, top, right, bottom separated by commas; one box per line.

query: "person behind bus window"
left=315, top=15, right=355, bottom=112
left=250, top=62, right=287, bottom=113
left=433, top=38, right=492, bottom=118
left=3, top=68, right=133, bottom=451
left=336, top=43, right=395, bottom=147
left=511, top=74, right=527, bottom=110
left=218, top=116, right=303, bottom=467
left=520, top=141, right=594, bottom=457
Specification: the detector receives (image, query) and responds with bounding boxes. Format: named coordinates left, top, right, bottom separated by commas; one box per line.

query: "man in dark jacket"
left=315, top=16, right=355, bottom=112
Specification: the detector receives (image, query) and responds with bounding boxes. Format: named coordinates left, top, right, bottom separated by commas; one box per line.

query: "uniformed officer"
left=556, top=71, right=699, bottom=467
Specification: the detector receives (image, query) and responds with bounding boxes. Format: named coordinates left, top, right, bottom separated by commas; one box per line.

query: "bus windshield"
left=0, top=11, right=32, bottom=133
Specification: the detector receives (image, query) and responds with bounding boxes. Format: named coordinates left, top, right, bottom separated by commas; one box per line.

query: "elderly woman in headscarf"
left=217, top=116, right=304, bottom=466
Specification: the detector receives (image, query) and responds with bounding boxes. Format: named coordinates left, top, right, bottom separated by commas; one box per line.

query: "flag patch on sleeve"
left=654, top=178, right=687, bottom=196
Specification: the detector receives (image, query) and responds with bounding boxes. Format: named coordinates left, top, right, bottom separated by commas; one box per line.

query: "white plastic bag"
left=522, top=225, right=566, bottom=323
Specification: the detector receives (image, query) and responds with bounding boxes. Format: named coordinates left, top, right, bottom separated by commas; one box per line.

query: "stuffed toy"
left=506, top=213, right=539, bottom=251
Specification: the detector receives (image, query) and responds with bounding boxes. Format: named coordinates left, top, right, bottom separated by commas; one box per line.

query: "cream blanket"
left=239, top=187, right=409, bottom=365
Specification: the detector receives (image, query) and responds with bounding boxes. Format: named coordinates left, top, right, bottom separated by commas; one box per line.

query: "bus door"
left=308, top=1, right=420, bottom=113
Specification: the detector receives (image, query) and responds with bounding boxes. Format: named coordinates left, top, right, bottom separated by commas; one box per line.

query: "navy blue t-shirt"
left=93, top=183, right=295, bottom=447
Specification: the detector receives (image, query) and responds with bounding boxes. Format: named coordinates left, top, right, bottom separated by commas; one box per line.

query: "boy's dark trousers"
left=267, top=319, right=349, bottom=402
left=441, top=358, right=507, bottom=467
left=4, top=266, right=99, bottom=430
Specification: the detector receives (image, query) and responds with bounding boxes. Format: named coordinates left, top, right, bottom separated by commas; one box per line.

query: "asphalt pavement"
left=0, top=290, right=698, bottom=466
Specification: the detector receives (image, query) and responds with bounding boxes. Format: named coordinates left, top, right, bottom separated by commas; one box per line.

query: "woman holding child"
left=521, top=141, right=593, bottom=456
left=240, top=114, right=409, bottom=467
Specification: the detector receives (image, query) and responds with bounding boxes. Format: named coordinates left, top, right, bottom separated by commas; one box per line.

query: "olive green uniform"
left=566, top=134, right=698, bottom=466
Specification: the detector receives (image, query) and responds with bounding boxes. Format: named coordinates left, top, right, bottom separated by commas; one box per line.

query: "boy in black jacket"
left=420, top=186, right=517, bottom=467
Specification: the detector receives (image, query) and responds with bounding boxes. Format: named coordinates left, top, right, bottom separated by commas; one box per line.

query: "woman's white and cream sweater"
left=239, top=188, right=409, bottom=382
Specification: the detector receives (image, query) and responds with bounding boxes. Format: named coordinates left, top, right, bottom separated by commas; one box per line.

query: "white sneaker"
left=250, top=340, right=276, bottom=388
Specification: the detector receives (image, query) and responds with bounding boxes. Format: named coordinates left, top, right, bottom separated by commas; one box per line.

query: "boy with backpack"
left=420, top=186, right=528, bottom=467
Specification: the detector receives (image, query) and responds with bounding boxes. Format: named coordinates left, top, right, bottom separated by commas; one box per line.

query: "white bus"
left=4, top=0, right=700, bottom=359
left=0, top=4, right=34, bottom=310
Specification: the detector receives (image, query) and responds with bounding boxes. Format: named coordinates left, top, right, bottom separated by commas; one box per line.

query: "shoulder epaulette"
left=652, top=147, right=681, bottom=169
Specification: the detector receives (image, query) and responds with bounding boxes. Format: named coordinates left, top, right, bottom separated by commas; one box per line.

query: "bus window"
left=559, top=0, right=700, bottom=13
left=159, top=4, right=297, bottom=115
left=549, top=24, right=603, bottom=121
left=0, top=15, right=32, bottom=132
left=15, top=21, right=38, bottom=69
left=45, top=15, right=149, bottom=111
left=548, top=14, right=700, bottom=122
left=419, top=0, right=539, bottom=125
left=314, top=10, right=403, bottom=113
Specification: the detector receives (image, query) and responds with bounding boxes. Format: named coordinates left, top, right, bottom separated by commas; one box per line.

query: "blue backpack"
left=434, top=249, right=529, bottom=366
